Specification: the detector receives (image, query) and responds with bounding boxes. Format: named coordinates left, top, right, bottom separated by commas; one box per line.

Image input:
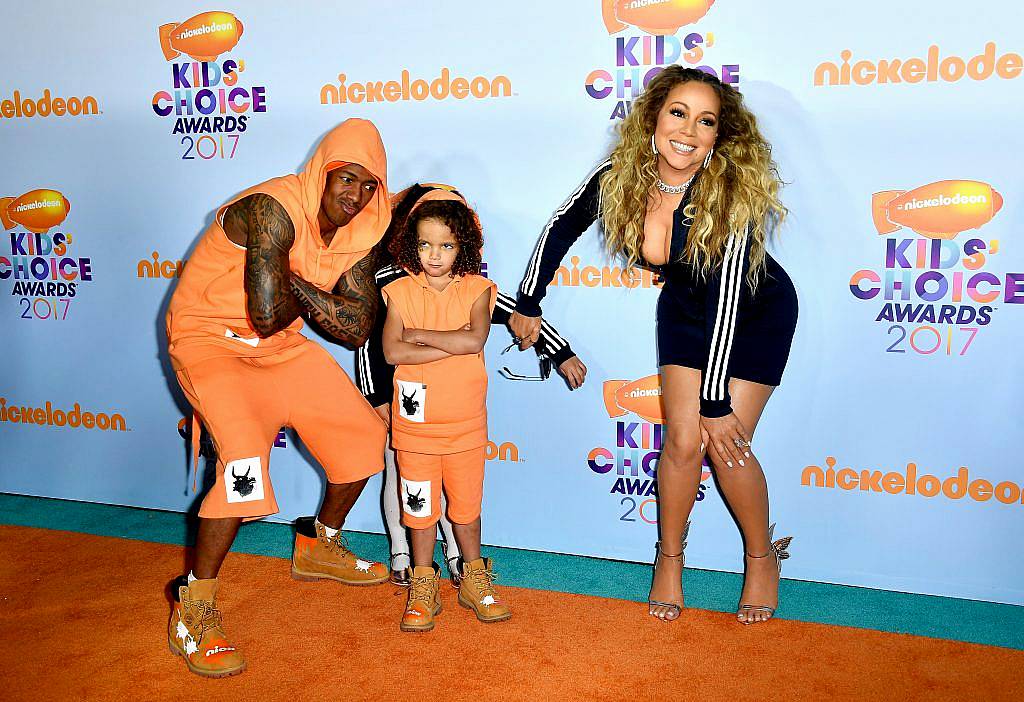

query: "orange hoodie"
left=383, top=272, right=497, bottom=454
left=166, top=119, right=390, bottom=370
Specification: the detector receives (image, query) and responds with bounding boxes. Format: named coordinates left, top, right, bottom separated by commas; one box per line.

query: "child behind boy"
left=381, top=198, right=510, bottom=632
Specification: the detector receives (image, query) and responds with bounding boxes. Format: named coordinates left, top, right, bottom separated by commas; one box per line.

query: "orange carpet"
left=0, top=525, right=1021, bottom=702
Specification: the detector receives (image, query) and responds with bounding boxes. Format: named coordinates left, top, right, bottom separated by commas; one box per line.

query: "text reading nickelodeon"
left=587, top=375, right=711, bottom=526
left=587, top=1, right=737, bottom=120
left=849, top=180, right=1021, bottom=356
left=0, top=190, right=93, bottom=321
left=150, top=12, right=267, bottom=161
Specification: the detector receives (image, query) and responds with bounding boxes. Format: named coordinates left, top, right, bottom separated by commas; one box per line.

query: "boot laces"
left=189, top=599, right=224, bottom=635
left=470, top=566, right=498, bottom=599
left=324, top=531, right=354, bottom=558
left=408, top=572, right=435, bottom=606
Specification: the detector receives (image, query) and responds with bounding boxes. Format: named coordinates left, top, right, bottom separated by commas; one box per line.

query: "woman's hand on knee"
left=699, top=413, right=751, bottom=469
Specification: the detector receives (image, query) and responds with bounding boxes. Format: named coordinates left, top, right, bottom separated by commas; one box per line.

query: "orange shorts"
left=395, top=446, right=486, bottom=529
left=175, top=341, right=386, bottom=521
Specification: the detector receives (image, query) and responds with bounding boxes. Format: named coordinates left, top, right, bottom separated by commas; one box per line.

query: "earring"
left=700, top=147, right=716, bottom=169
left=651, top=134, right=658, bottom=156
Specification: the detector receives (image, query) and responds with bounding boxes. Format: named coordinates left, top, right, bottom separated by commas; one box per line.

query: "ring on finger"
left=733, top=438, right=750, bottom=448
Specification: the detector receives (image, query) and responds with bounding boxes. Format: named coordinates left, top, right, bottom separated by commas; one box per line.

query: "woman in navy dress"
left=510, top=67, right=798, bottom=625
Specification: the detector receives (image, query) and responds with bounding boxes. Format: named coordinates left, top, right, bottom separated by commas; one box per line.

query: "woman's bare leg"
left=648, top=365, right=706, bottom=621
left=704, top=378, right=779, bottom=624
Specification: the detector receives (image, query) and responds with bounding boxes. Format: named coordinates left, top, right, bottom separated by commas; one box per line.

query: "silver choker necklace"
left=656, top=174, right=696, bottom=195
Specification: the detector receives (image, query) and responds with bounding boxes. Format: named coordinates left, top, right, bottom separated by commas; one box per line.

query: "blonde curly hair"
left=599, top=66, right=785, bottom=286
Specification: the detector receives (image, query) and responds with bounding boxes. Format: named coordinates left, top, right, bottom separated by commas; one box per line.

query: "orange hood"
left=224, top=118, right=391, bottom=254
left=300, top=118, right=390, bottom=252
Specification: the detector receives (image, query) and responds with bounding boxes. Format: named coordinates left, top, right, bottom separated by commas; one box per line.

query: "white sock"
left=187, top=570, right=197, bottom=583
left=382, top=446, right=410, bottom=571
left=315, top=518, right=339, bottom=539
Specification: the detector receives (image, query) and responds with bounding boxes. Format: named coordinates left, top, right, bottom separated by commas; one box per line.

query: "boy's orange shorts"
left=175, top=341, right=386, bottom=521
left=395, top=446, right=486, bottom=528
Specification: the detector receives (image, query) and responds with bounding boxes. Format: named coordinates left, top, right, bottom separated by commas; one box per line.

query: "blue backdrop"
left=2, top=0, right=1021, bottom=604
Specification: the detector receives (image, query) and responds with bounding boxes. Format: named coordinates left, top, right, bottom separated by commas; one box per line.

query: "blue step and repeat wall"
left=2, top=1, right=1021, bottom=604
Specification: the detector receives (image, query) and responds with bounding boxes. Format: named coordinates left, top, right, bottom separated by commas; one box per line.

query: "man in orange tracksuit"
left=165, top=119, right=391, bottom=678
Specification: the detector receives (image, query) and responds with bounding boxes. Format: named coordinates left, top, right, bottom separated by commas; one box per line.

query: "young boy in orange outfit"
left=381, top=198, right=510, bottom=632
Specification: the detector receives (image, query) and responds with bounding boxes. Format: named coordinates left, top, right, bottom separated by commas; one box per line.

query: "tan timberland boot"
left=291, top=517, right=388, bottom=585
left=167, top=576, right=246, bottom=678
left=400, top=564, right=443, bottom=632
left=458, top=557, right=511, bottom=623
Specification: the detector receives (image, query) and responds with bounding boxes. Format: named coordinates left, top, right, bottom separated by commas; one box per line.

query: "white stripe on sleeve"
left=701, top=234, right=746, bottom=401
left=521, top=159, right=611, bottom=297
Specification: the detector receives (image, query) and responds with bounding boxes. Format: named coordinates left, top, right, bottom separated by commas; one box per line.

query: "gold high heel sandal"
left=737, top=523, right=792, bottom=625
left=648, top=521, right=689, bottom=621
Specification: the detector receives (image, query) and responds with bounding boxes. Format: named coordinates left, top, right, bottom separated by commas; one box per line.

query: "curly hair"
left=390, top=199, right=483, bottom=277
left=598, top=66, right=786, bottom=287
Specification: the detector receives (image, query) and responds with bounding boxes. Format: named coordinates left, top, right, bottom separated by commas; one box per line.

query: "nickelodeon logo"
left=602, top=0, right=716, bottom=35
left=320, top=68, right=512, bottom=105
left=551, top=256, right=664, bottom=290
left=1, top=189, right=70, bottom=233
left=802, top=456, right=1023, bottom=506
left=486, top=440, right=520, bottom=463
left=872, top=181, right=1002, bottom=240
left=0, top=398, right=127, bottom=432
left=159, top=11, right=244, bottom=62
left=0, top=90, right=98, bottom=120
left=814, top=42, right=1022, bottom=87
left=138, top=251, right=185, bottom=279
left=604, top=375, right=664, bottom=423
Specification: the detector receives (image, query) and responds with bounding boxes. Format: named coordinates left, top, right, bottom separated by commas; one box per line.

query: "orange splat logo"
left=872, top=180, right=1003, bottom=240
left=603, top=375, right=665, bottom=423
left=0, top=189, right=70, bottom=233
left=602, top=0, right=716, bottom=35
left=159, top=11, right=244, bottom=62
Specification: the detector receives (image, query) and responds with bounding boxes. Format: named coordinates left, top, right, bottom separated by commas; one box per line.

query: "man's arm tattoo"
left=289, top=252, right=379, bottom=347
left=242, top=193, right=303, bottom=337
